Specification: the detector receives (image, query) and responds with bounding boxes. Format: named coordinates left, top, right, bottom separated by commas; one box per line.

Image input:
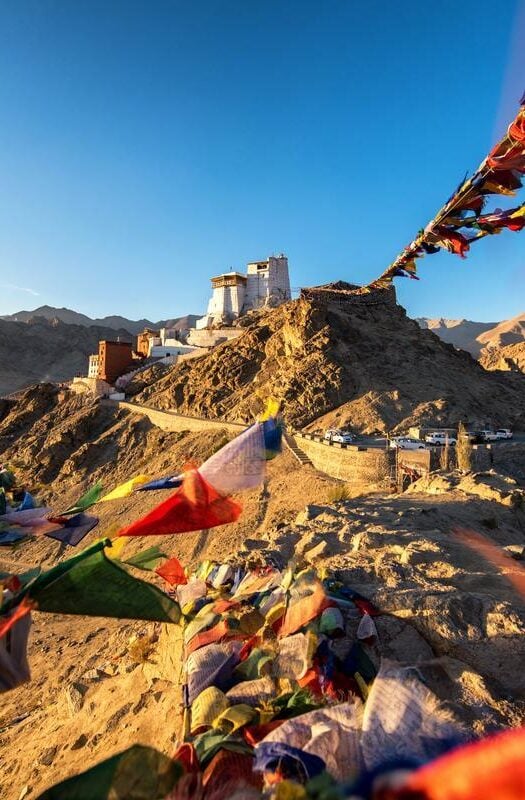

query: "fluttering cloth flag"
left=138, top=475, right=183, bottom=492
left=0, top=530, right=29, bottom=545
left=118, top=470, right=242, bottom=538
left=44, top=513, right=99, bottom=547
left=63, top=481, right=103, bottom=515
left=0, top=507, right=51, bottom=526
left=1, top=540, right=180, bottom=624
left=394, top=725, right=525, bottom=800
left=98, top=475, right=151, bottom=502
left=123, top=546, right=167, bottom=571
left=37, top=745, right=183, bottom=800
left=0, top=604, right=31, bottom=692
left=199, top=424, right=267, bottom=495
left=155, top=556, right=188, bottom=586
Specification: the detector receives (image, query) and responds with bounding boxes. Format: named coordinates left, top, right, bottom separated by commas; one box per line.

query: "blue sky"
left=0, top=0, right=524, bottom=322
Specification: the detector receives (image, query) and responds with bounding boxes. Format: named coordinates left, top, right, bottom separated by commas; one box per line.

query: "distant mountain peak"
left=0, top=306, right=199, bottom=336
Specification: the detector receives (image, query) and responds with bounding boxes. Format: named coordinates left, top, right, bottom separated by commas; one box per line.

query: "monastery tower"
left=196, top=254, right=291, bottom=329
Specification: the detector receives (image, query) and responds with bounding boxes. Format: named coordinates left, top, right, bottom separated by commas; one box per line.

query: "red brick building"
left=97, top=340, right=135, bottom=384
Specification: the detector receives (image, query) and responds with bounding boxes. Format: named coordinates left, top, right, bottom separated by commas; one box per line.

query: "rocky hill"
left=0, top=383, right=524, bottom=798
left=1, top=305, right=199, bottom=336
left=137, top=287, right=525, bottom=433
left=479, top=341, right=525, bottom=374
left=417, top=312, right=525, bottom=358
left=0, top=318, right=132, bottom=395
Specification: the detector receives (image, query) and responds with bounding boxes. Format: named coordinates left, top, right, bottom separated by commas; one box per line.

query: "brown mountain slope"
left=0, top=318, right=133, bottom=395
left=476, top=311, right=525, bottom=349
left=137, top=288, right=525, bottom=433
left=479, top=341, right=525, bottom=374
left=416, top=312, right=525, bottom=358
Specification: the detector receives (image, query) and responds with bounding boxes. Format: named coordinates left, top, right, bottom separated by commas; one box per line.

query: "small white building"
left=196, top=255, right=291, bottom=329
left=150, top=341, right=197, bottom=358
left=88, top=354, right=99, bottom=378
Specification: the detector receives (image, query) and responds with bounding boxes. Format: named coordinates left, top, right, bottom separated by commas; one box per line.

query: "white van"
left=425, top=432, right=457, bottom=446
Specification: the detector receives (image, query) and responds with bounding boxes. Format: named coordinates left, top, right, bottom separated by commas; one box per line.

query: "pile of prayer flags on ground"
left=172, top=558, right=466, bottom=796
left=358, top=93, right=525, bottom=293
left=31, top=552, right=524, bottom=799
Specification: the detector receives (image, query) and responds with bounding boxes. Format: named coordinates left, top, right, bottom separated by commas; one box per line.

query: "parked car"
left=324, top=429, right=355, bottom=444
left=389, top=436, right=426, bottom=450
left=480, top=430, right=498, bottom=442
left=495, top=428, right=513, bottom=440
left=425, top=432, right=457, bottom=446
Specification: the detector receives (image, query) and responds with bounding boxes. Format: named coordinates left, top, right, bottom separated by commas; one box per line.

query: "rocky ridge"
left=137, top=290, right=525, bottom=433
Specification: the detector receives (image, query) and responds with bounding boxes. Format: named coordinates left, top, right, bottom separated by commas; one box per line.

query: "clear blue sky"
left=1, top=0, right=524, bottom=322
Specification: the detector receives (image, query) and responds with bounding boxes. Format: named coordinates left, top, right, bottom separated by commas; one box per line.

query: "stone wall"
left=293, top=434, right=394, bottom=489
left=186, top=328, right=243, bottom=348
left=112, top=401, right=245, bottom=434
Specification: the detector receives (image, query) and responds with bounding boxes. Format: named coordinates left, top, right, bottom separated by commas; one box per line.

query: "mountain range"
left=416, top=312, right=525, bottom=358
left=0, top=305, right=199, bottom=335
left=1, top=303, right=524, bottom=397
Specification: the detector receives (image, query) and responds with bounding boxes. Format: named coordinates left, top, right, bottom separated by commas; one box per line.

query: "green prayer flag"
left=37, top=745, right=183, bottom=799
left=63, top=481, right=104, bottom=515
left=2, top=540, right=180, bottom=623
left=124, top=546, right=167, bottom=572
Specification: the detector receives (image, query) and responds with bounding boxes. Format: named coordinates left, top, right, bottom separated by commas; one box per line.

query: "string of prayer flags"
left=362, top=92, right=525, bottom=292
left=62, top=481, right=103, bottom=515
left=37, top=745, right=183, bottom=800
left=118, top=469, right=242, bottom=538
left=44, top=512, right=99, bottom=547
left=98, top=475, right=150, bottom=502
left=1, top=539, right=181, bottom=624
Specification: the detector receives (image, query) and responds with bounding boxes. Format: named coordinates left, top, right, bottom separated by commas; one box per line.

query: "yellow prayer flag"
left=98, top=475, right=150, bottom=503
left=190, top=686, right=229, bottom=733
left=213, top=703, right=255, bottom=733
left=259, top=397, right=281, bottom=421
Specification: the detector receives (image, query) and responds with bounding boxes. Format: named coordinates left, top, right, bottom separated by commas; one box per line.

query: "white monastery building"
left=196, top=254, right=291, bottom=329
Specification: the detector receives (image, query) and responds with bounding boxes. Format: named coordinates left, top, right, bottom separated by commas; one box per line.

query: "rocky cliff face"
left=137, top=291, right=525, bottom=433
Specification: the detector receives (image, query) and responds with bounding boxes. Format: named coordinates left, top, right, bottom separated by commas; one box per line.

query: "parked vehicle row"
left=321, top=428, right=513, bottom=448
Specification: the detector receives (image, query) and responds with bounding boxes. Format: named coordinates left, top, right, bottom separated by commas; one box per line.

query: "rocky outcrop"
left=479, top=341, right=525, bottom=373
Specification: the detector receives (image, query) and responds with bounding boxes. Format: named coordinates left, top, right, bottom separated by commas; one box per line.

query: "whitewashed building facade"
left=196, top=255, right=291, bottom=329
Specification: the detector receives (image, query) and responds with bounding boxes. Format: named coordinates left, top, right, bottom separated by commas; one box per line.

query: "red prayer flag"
left=118, top=470, right=242, bottom=538
left=395, top=726, right=525, bottom=800
left=0, top=597, right=33, bottom=639
left=155, top=557, right=187, bottom=586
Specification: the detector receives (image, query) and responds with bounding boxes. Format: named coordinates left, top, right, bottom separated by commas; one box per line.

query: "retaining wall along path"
left=110, top=401, right=246, bottom=435
left=292, top=433, right=394, bottom=488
